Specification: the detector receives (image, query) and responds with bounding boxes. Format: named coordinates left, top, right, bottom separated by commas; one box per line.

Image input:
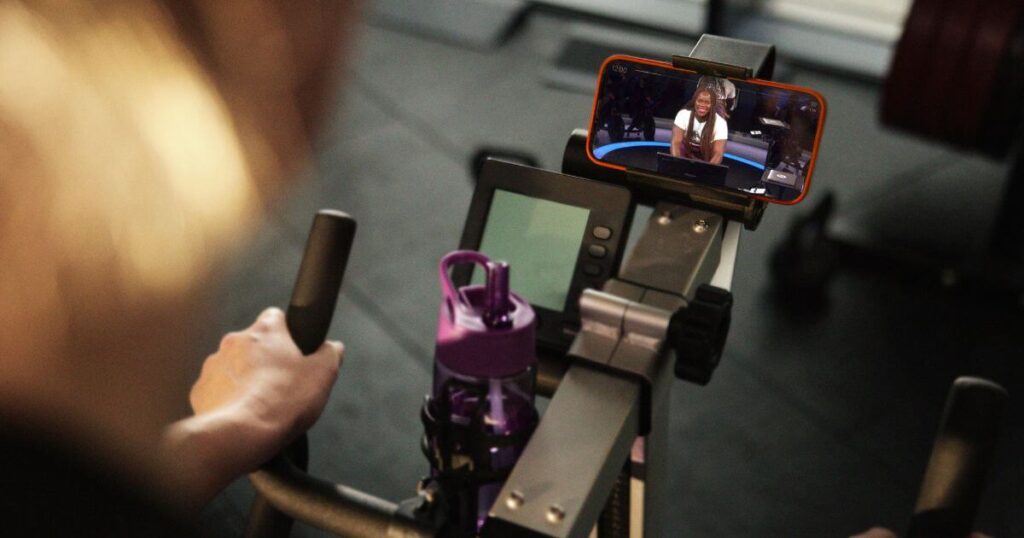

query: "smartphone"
left=587, top=55, right=826, bottom=204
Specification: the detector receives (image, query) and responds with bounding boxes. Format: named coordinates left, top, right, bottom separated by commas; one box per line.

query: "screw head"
left=693, top=219, right=709, bottom=233
left=415, top=479, right=436, bottom=504
left=506, top=490, right=525, bottom=510
left=546, top=504, right=566, bottom=524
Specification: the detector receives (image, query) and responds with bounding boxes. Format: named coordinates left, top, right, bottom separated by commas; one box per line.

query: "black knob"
left=671, top=284, right=733, bottom=385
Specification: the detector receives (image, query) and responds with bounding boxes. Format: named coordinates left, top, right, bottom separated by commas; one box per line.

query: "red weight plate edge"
left=883, top=0, right=951, bottom=130
left=958, top=0, right=1024, bottom=149
left=917, top=0, right=988, bottom=145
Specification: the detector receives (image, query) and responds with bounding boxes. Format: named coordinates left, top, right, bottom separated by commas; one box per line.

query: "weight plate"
left=884, top=0, right=1024, bottom=154
left=964, top=0, right=1024, bottom=156
left=883, top=0, right=951, bottom=131
left=916, top=0, right=987, bottom=145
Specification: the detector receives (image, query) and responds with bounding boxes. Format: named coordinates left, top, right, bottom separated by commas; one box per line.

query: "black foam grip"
left=287, top=209, right=357, bottom=355
left=244, top=210, right=356, bottom=538
left=908, top=376, right=1008, bottom=538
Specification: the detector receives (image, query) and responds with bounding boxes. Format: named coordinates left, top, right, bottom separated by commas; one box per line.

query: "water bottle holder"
left=421, top=394, right=537, bottom=485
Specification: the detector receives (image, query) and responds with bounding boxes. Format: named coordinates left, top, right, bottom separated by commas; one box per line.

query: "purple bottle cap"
left=435, top=250, right=536, bottom=379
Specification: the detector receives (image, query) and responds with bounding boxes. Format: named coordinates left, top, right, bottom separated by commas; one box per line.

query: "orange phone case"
left=585, top=55, right=827, bottom=206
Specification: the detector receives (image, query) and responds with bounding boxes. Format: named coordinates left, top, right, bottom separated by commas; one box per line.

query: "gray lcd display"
left=472, top=189, right=591, bottom=311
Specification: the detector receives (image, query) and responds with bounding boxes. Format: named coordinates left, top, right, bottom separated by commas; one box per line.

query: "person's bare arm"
left=709, top=139, right=726, bottom=164
left=671, top=125, right=685, bottom=157
left=161, top=307, right=343, bottom=509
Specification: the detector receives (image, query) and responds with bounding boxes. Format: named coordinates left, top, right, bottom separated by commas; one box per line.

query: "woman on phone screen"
left=671, top=85, right=729, bottom=164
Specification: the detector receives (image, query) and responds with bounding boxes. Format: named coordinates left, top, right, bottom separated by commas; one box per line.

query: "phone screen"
left=588, top=56, right=825, bottom=204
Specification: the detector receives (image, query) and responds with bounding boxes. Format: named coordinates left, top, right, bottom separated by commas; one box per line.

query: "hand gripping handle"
left=244, top=210, right=356, bottom=538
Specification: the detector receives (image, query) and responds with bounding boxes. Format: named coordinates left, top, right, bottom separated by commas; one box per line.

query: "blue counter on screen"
left=592, top=141, right=766, bottom=170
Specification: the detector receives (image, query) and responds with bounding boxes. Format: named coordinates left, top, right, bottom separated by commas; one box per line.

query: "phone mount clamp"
left=481, top=35, right=776, bottom=538
left=562, top=35, right=774, bottom=231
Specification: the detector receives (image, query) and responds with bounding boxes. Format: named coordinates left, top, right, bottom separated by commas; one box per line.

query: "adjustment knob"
left=671, top=284, right=733, bottom=385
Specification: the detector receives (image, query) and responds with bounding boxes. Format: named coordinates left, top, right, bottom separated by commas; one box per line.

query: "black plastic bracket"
left=624, top=166, right=766, bottom=229
left=674, top=34, right=776, bottom=80
left=563, top=131, right=767, bottom=230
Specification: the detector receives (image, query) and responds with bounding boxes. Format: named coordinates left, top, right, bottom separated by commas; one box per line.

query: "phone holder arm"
left=673, top=34, right=775, bottom=79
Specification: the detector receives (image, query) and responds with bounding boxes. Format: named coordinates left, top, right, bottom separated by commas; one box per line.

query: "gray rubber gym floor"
left=197, top=5, right=1023, bottom=537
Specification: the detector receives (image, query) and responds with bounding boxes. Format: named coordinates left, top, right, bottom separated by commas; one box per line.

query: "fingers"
left=291, top=340, right=344, bottom=431
left=189, top=366, right=206, bottom=411
left=222, top=307, right=284, bottom=349
left=219, top=330, right=247, bottom=349
left=312, top=339, right=344, bottom=373
left=253, top=307, right=286, bottom=332
left=231, top=308, right=342, bottom=352
left=240, top=307, right=344, bottom=370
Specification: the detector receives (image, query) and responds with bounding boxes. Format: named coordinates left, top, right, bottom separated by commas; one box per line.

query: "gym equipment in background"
left=771, top=0, right=1024, bottom=309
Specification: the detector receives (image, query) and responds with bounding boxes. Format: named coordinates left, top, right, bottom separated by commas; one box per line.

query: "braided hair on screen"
left=684, top=87, right=720, bottom=161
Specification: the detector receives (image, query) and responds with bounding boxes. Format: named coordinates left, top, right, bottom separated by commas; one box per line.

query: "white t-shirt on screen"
left=673, top=109, right=728, bottom=145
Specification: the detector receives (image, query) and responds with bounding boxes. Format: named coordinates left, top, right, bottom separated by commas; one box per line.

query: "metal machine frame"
left=482, top=36, right=771, bottom=536
left=245, top=34, right=777, bottom=538
left=482, top=203, right=741, bottom=538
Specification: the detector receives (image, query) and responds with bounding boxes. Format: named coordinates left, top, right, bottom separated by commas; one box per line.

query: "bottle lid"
left=435, top=250, right=536, bottom=378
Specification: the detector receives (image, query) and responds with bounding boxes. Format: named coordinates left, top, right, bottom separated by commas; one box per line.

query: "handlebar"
left=285, top=210, right=357, bottom=355
left=244, top=210, right=358, bottom=538
left=247, top=441, right=434, bottom=538
left=908, top=376, right=1008, bottom=538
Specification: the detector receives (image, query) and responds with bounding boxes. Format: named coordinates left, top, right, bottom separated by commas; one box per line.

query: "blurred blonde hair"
left=0, top=0, right=350, bottom=427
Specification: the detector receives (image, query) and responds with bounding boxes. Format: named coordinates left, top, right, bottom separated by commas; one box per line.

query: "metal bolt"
left=506, top=490, right=525, bottom=510
left=416, top=479, right=435, bottom=504
left=693, top=219, right=709, bottom=233
left=657, top=213, right=672, bottom=225
left=546, top=504, right=565, bottom=524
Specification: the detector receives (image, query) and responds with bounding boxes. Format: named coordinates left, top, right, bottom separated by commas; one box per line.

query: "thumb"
left=313, top=339, right=344, bottom=371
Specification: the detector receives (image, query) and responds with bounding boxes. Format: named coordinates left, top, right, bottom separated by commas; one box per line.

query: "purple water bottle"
left=422, top=250, right=538, bottom=535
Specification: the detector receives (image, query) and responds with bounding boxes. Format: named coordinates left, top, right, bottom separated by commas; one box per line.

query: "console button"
left=582, top=263, right=602, bottom=277
left=592, top=226, right=612, bottom=240
left=587, top=244, right=607, bottom=258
